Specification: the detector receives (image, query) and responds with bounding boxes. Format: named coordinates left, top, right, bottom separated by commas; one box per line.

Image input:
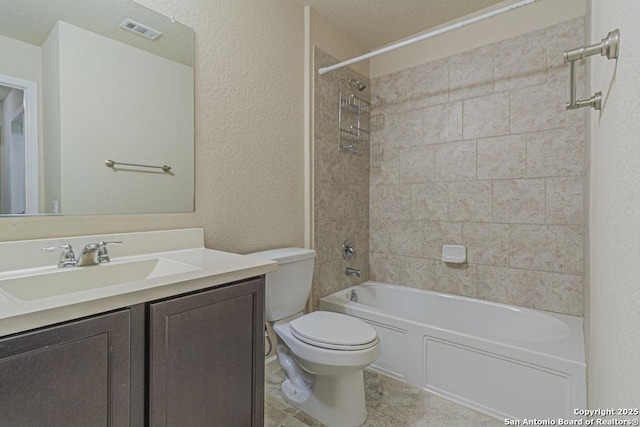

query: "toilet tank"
left=247, top=248, right=316, bottom=322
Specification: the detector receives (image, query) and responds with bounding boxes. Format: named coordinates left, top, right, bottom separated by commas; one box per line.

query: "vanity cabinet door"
left=0, top=310, right=131, bottom=427
left=149, top=277, right=264, bottom=427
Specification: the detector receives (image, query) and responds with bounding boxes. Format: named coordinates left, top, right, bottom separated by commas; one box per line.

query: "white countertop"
left=0, top=229, right=278, bottom=336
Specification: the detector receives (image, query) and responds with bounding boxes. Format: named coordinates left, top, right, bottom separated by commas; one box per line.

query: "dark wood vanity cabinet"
left=149, top=277, right=264, bottom=427
left=0, top=310, right=131, bottom=426
left=0, top=276, right=264, bottom=427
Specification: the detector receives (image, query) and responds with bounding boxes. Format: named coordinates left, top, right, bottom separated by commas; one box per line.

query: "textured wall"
left=0, top=0, right=306, bottom=255
left=369, top=18, right=587, bottom=316
left=312, top=48, right=370, bottom=310
left=588, top=0, right=640, bottom=409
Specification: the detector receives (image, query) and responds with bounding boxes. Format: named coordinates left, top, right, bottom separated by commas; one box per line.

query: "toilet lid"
left=289, top=311, right=378, bottom=350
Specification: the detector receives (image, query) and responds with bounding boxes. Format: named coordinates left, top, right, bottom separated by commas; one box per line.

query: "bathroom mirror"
left=0, top=0, right=194, bottom=215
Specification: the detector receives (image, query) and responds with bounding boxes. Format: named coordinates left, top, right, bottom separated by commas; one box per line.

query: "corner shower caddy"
left=338, top=80, right=369, bottom=154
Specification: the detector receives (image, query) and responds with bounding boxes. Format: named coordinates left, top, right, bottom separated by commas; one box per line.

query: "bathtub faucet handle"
left=342, top=240, right=356, bottom=260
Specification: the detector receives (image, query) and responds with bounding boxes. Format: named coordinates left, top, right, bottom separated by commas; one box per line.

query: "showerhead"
left=347, top=78, right=366, bottom=91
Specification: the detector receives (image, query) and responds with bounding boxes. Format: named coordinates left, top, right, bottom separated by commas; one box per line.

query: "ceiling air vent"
left=119, top=18, right=162, bottom=40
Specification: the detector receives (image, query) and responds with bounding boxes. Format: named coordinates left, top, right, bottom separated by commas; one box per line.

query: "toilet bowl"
left=273, top=312, right=380, bottom=426
left=248, top=248, right=380, bottom=427
left=274, top=312, right=380, bottom=376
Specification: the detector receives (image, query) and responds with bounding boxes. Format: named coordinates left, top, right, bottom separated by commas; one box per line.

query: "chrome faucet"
left=77, top=241, right=123, bottom=266
left=345, top=267, right=361, bottom=278
left=42, top=241, right=122, bottom=268
left=76, top=243, right=100, bottom=266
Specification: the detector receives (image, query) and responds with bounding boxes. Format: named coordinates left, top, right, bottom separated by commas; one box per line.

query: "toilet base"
left=283, top=370, right=367, bottom=427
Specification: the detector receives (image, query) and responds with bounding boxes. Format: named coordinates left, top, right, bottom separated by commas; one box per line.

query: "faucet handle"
left=97, top=241, right=122, bottom=263
left=342, top=240, right=356, bottom=260
left=41, top=244, right=76, bottom=268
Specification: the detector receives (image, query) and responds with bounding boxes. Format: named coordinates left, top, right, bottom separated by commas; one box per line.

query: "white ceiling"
left=294, top=0, right=508, bottom=50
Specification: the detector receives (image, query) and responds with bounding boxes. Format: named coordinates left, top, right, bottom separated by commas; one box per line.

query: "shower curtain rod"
left=318, top=0, right=541, bottom=75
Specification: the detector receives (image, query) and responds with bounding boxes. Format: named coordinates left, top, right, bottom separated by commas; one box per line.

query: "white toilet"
left=249, top=248, right=380, bottom=427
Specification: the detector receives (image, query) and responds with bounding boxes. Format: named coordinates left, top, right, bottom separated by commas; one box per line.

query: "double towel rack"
left=564, top=29, right=620, bottom=111
left=105, top=159, right=172, bottom=173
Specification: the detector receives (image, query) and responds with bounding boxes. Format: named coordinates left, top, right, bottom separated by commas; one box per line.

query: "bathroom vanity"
left=0, top=229, right=276, bottom=426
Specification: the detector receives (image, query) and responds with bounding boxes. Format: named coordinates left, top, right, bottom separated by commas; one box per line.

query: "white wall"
left=588, top=0, right=640, bottom=409
left=49, top=21, right=194, bottom=214
left=0, top=0, right=306, bottom=255
left=0, top=35, right=41, bottom=85
left=42, top=24, right=61, bottom=214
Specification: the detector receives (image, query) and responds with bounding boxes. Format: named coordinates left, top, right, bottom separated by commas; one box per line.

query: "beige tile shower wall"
left=369, top=18, right=587, bottom=316
left=312, top=48, right=370, bottom=310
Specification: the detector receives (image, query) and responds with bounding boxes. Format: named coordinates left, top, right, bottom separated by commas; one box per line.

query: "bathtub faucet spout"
left=345, top=267, right=361, bottom=278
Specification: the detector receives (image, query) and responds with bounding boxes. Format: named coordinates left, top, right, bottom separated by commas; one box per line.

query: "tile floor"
left=265, top=362, right=503, bottom=427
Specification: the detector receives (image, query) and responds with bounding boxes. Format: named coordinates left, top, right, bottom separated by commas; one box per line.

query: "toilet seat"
left=289, top=311, right=378, bottom=351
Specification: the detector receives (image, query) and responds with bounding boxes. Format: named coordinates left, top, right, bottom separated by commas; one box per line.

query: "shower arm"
left=564, top=29, right=620, bottom=111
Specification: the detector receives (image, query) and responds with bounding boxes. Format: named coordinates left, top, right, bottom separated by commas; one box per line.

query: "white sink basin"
left=0, top=258, right=201, bottom=301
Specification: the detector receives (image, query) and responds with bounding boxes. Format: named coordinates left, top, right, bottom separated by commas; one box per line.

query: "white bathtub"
left=319, top=282, right=586, bottom=421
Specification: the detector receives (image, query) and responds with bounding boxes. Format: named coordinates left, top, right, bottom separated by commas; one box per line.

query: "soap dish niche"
left=441, top=245, right=466, bottom=264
